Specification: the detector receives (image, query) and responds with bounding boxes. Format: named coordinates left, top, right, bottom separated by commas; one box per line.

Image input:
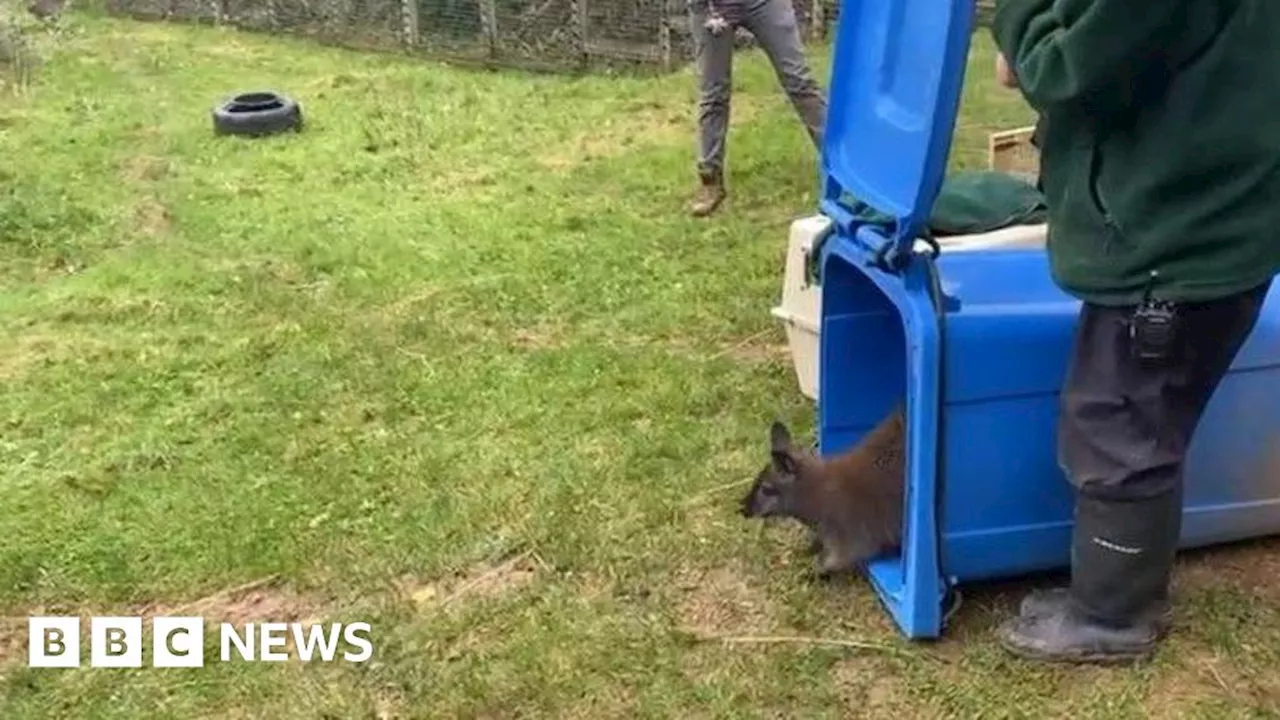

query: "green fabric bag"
left=851, top=169, right=1047, bottom=236
left=927, top=170, right=1047, bottom=235
left=810, top=170, right=1047, bottom=281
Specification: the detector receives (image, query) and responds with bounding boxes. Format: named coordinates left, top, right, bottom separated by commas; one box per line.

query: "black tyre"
left=212, top=91, right=303, bottom=138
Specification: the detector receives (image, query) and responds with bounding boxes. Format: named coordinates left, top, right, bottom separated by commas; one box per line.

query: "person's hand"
left=996, top=53, right=1018, bottom=89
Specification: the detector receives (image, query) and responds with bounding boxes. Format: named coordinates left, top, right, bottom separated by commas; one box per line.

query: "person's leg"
left=999, top=279, right=1272, bottom=664
left=688, top=1, right=735, bottom=217
left=741, top=0, right=826, bottom=150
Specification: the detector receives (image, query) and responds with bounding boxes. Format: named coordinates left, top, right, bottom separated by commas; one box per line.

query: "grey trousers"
left=688, top=0, right=828, bottom=177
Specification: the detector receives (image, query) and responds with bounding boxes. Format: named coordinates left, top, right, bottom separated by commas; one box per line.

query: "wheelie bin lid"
left=818, top=0, right=975, bottom=264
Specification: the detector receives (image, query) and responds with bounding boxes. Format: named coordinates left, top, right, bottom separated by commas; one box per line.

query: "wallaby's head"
left=740, top=421, right=808, bottom=519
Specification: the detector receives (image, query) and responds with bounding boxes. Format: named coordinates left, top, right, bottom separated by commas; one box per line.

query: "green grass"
left=3, top=13, right=1280, bottom=719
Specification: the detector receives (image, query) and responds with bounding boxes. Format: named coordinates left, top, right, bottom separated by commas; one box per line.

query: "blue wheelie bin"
left=816, top=0, right=1280, bottom=639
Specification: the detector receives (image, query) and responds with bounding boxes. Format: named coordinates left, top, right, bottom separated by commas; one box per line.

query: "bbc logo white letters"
left=29, top=617, right=148, bottom=668
left=91, top=617, right=143, bottom=668
left=28, top=616, right=372, bottom=667
left=32, top=617, right=207, bottom=668
left=153, top=617, right=204, bottom=668
left=28, top=617, right=80, bottom=668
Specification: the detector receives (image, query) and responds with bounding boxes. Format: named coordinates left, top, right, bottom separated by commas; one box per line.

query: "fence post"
left=573, top=0, right=588, bottom=69
left=658, top=10, right=671, bottom=72
left=401, top=0, right=419, bottom=51
left=478, top=0, right=497, bottom=61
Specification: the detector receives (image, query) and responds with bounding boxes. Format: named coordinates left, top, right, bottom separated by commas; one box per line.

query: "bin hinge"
left=819, top=196, right=940, bottom=276
left=864, top=221, right=941, bottom=275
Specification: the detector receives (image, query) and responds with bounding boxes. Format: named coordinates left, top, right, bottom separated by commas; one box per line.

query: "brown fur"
left=740, top=404, right=906, bottom=578
left=27, top=0, right=66, bottom=20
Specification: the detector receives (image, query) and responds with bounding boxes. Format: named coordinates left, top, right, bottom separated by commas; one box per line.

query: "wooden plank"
left=987, top=125, right=1039, bottom=178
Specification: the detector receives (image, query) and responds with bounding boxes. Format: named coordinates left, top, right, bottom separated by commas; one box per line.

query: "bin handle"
left=872, top=226, right=942, bottom=273
left=804, top=219, right=837, bottom=287
left=821, top=176, right=942, bottom=275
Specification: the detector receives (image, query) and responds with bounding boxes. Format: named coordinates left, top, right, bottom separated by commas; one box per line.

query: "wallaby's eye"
left=761, top=484, right=779, bottom=497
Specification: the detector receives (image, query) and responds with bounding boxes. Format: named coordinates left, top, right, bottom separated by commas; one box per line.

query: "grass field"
left=3, top=12, right=1280, bottom=719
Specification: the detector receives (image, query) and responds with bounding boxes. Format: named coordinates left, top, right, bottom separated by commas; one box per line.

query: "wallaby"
left=739, top=404, right=906, bottom=579
left=27, top=0, right=66, bottom=21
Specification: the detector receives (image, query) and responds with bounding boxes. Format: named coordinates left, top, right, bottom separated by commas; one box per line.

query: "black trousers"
left=1058, top=280, right=1273, bottom=502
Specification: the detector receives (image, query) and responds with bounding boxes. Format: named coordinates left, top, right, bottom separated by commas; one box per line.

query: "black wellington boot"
left=997, top=489, right=1182, bottom=664
left=1017, top=480, right=1182, bottom=638
left=1016, top=586, right=1174, bottom=639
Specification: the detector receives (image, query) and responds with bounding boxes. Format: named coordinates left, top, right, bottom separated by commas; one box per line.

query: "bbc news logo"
left=27, top=616, right=373, bottom=668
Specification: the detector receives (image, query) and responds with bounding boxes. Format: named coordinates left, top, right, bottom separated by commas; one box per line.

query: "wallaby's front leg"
left=844, top=536, right=889, bottom=571
left=812, top=541, right=854, bottom=580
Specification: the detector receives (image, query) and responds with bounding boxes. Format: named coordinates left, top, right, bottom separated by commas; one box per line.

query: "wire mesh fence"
left=101, top=0, right=994, bottom=75
left=102, top=0, right=844, bottom=74
left=0, top=16, right=30, bottom=94
left=2, top=0, right=71, bottom=94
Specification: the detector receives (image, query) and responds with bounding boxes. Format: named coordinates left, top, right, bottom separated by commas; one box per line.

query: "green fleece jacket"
left=991, top=0, right=1280, bottom=306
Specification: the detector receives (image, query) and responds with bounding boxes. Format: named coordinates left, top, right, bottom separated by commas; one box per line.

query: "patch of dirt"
left=0, top=334, right=49, bottom=382
left=1135, top=637, right=1280, bottom=719
left=120, top=154, right=170, bottom=183
left=420, top=166, right=501, bottom=198
left=721, top=339, right=791, bottom=366
left=1140, top=653, right=1237, bottom=719
left=1037, top=664, right=1147, bottom=716
left=569, top=571, right=617, bottom=604
left=0, top=331, right=110, bottom=382
left=1133, top=536, right=1280, bottom=717
left=396, top=551, right=541, bottom=614
left=0, top=616, right=26, bottom=673
left=371, top=689, right=409, bottom=720
left=509, top=325, right=568, bottom=351
left=436, top=623, right=508, bottom=664
left=672, top=562, right=778, bottom=636
left=558, top=685, right=638, bottom=719
left=1174, top=537, right=1280, bottom=604
left=831, top=655, right=925, bottom=716
left=130, top=575, right=320, bottom=629
left=133, top=197, right=171, bottom=237
left=125, top=125, right=165, bottom=144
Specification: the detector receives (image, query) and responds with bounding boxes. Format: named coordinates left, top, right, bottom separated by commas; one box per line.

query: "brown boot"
left=689, top=170, right=725, bottom=217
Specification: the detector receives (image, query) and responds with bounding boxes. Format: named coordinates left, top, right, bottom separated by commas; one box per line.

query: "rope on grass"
left=677, top=629, right=950, bottom=662
left=703, top=328, right=775, bottom=362
left=683, top=476, right=753, bottom=507
left=171, top=574, right=284, bottom=615
left=438, top=549, right=535, bottom=608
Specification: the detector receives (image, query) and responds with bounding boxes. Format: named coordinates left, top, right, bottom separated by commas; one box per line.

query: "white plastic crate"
left=771, top=215, right=1050, bottom=402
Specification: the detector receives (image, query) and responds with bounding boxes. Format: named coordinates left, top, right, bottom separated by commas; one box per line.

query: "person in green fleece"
left=989, top=0, right=1280, bottom=665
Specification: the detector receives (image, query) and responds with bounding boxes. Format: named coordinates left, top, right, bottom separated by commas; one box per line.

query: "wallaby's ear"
left=769, top=421, right=798, bottom=475
left=771, top=449, right=798, bottom=476
left=770, top=421, right=792, bottom=454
